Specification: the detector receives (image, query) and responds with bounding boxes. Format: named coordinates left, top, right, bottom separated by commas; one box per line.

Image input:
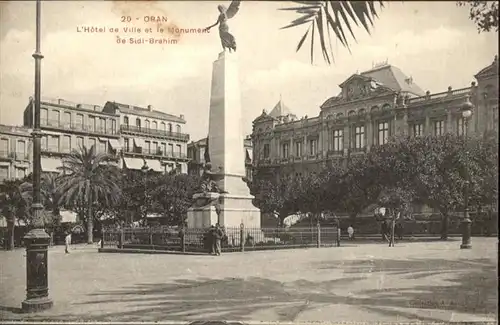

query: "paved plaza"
left=1, top=238, right=497, bottom=323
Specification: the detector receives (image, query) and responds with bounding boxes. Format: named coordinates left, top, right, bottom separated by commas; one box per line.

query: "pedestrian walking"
left=65, top=231, right=72, bottom=254
left=347, top=225, right=354, bottom=240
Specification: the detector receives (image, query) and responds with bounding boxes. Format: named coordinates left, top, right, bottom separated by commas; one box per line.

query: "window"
left=124, top=138, right=130, bottom=152
left=332, top=129, right=343, bottom=152
left=136, top=118, right=141, bottom=128
left=145, top=120, right=150, bottom=129
left=168, top=144, right=174, bottom=155
left=63, top=112, right=71, bottom=126
left=152, top=121, right=158, bottom=130
left=111, top=120, right=117, bottom=134
left=88, top=138, right=96, bottom=150
left=354, top=125, right=365, bottom=149
left=168, top=123, right=172, bottom=132
left=263, top=143, right=270, bottom=158
left=161, top=122, right=166, bottom=131
left=176, top=144, right=182, bottom=157
left=62, top=135, right=71, bottom=153
left=0, top=138, right=8, bottom=157
left=88, top=116, right=96, bottom=132
left=378, top=121, right=390, bottom=145
left=16, top=167, right=26, bottom=179
left=152, top=142, right=158, bottom=154
left=282, top=142, right=289, bottom=158
left=295, top=141, right=302, bottom=156
left=99, top=140, right=106, bottom=153
left=412, top=123, right=424, bottom=137
left=99, top=118, right=106, bottom=132
left=17, top=140, right=26, bottom=159
left=48, top=136, right=59, bottom=152
left=161, top=143, right=167, bottom=155
left=176, top=124, right=181, bottom=133
left=41, top=136, right=48, bottom=151
left=50, top=110, right=60, bottom=126
left=0, top=166, right=8, bottom=181
left=309, top=139, right=317, bottom=155
left=145, top=141, right=151, bottom=154
left=41, top=108, right=48, bottom=124
left=457, top=118, right=466, bottom=136
left=76, top=114, right=84, bottom=129
left=123, top=116, right=129, bottom=126
left=434, top=120, right=444, bottom=136
left=76, top=136, right=84, bottom=149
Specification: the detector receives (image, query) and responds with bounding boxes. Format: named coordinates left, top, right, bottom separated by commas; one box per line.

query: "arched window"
left=152, top=121, right=158, bottom=130
left=176, top=124, right=181, bottom=133
left=161, top=122, right=166, bottom=131
left=168, top=123, right=172, bottom=132
left=124, top=116, right=129, bottom=126
left=136, top=118, right=141, bottom=128
left=145, top=120, right=150, bottom=129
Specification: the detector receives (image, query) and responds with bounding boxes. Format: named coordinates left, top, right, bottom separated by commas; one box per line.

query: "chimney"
left=147, top=105, right=153, bottom=111
left=76, top=104, right=82, bottom=108
left=180, top=114, right=185, bottom=120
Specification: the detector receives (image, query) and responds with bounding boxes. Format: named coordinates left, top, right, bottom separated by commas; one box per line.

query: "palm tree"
left=58, top=145, right=121, bottom=244
left=0, top=179, right=32, bottom=250
left=281, top=1, right=383, bottom=64
left=281, top=1, right=497, bottom=64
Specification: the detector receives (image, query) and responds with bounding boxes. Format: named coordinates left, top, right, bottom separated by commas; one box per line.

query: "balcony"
left=123, top=148, right=188, bottom=160
left=0, top=150, right=12, bottom=160
left=41, top=119, right=118, bottom=136
left=120, top=125, right=190, bottom=142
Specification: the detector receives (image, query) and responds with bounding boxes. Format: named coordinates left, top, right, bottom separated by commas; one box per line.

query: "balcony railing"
left=123, top=148, right=188, bottom=159
left=120, top=125, right=189, bottom=141
left=41, top=119, right=118, bottom=135
left=407, top=87, right=471, bottom=104
left=0, top=150, right=11, bottom=159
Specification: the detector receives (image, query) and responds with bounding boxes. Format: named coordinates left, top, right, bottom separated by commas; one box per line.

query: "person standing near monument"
left=65, top=231, right=72, bottom=254
left=214, top=223, right=224, bottom=256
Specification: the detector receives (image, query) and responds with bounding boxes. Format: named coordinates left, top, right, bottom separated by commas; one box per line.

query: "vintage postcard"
left=0, top=0, right=498, bottom=324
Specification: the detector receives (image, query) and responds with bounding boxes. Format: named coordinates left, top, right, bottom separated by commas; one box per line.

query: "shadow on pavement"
left=7, top=258, right=497, bottom=322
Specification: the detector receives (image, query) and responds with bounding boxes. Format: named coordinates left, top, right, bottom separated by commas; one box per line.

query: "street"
left=1, top=238, right=497, bottom=322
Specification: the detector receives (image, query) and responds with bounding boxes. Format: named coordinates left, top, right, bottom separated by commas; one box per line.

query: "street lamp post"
left=460, top=96, right=473, bottom=250
left=22, top=0, right=53, bottom=312
left=141, top=161, right=149, bottom=225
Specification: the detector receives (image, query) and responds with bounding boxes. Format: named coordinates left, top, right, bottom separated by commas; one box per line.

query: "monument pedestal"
left=187, top=51, right=261, bottom=229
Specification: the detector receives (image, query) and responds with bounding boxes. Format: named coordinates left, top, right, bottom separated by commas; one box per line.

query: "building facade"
left=187, top=135, right=253, bottom=181
left=0, top=97, right=190, bottom=182
left=0, top=124, right=32, bottom=181
left=252, top=57, right=499, bottom=177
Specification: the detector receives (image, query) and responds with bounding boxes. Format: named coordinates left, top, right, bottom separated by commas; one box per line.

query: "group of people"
left=206, top=223, right=226, bottom=256
left=381, top=220, right=404, bottom=242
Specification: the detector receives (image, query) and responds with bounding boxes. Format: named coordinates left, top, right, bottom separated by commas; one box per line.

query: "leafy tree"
left=249, top=174, right=302, bottom=227
left=58, top=146, right=121, bottom=243
left=0, top=179, right=31, bottom=250
left=457, top=1, right=499, bottom=33
left=149, top=173, right=202, bottom=226
left=339, top=153, right=384, bottom=220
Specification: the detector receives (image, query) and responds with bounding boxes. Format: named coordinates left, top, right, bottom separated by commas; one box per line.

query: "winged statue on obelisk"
left=205, top=0, right=241, bottom=52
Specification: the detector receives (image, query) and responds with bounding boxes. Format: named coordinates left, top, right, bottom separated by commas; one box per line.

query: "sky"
left=0, top=1, right=498, bottom=141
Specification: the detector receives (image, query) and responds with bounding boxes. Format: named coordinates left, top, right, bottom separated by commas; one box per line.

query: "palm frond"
left=281, top=0, right=384, bottom=64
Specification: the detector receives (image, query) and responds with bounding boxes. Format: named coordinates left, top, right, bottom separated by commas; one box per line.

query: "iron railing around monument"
left=101, top=224, right=340, bottom=253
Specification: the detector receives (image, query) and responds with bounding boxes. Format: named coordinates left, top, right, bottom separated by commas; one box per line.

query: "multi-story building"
left=0, top=97, right=190, bottom=181
left=0, top=124, right=32, bottom=182
left=103, top=102, right=189, bottom=174
left=187, top=135, right=253, bottom=181
left=23, top=97, right=121, bottom=174
left=252, top=56, right=499, bottom=177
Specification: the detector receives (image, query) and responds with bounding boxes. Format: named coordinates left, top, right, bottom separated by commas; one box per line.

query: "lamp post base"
left=460, top=243, right=472, bottom=249
left=22, top=297, right=53, bottom=313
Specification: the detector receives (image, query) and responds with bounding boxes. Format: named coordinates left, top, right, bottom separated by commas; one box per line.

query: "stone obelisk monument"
left=187, top=51, right=261, bottom=228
